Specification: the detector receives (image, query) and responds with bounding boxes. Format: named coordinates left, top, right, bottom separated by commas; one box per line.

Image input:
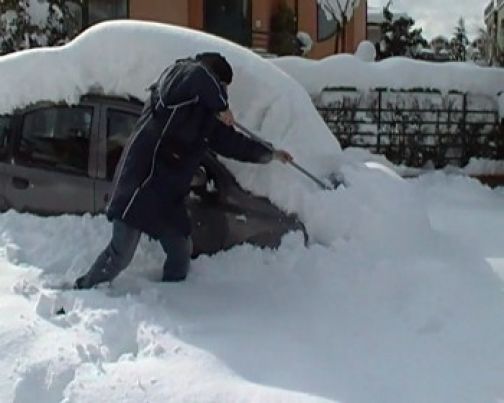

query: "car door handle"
left=11, top=176, right=30, bottom=190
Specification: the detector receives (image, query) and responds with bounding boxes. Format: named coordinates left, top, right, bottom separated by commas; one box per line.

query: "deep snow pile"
left=2, top=173, right=504, bottom=402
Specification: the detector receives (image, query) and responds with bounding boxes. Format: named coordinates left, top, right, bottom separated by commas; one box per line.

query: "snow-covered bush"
left=449, top=17, right=469, bottom=62
left=315, top=88, right=502, bottom=168
left=0, top=0, right=81, bottom=55
left=269, top=0, right=298, bottom=56
left=378, top=3, right=427, bottom=59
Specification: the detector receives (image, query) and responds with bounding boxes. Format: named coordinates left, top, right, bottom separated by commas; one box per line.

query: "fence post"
left=462, top=93, right=467, bottom=131
left=436, top=109, right=441, bottom=166
left=461, top=93, right=468, bottom=165
left=499, top=108, right=504, bottom=160
left=377, top=89, right=382, bottom=155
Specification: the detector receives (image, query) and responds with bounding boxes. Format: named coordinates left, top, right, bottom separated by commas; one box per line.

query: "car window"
left=16, top=106, right=92, bottom=175
left=0, top=115, right=11, bottom=159
left=106, top=109, right=138, bottom=179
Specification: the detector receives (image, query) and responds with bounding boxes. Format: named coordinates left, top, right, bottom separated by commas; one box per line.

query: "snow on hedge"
left=273, top=52, right=504, bottom=173
left=272, top=54, right=504, bottom=98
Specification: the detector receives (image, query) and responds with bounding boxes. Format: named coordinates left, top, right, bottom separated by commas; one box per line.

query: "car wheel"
left=0, top=196, right=9, bottom=213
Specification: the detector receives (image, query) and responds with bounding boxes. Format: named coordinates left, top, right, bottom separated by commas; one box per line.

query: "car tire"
left=0, top=196, right=9, bottom=213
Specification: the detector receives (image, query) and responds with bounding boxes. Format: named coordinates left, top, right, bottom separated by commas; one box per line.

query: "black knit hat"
left=196, top=52, right=233, bottom=84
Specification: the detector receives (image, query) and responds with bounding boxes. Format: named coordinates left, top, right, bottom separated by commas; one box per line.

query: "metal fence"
left=316, top=87, right=503, bottom=168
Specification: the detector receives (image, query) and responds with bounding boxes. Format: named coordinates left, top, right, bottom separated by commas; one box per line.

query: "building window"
left=84, top=0, right=128, bottom=26
left=317, top=4, right=338, bottom=42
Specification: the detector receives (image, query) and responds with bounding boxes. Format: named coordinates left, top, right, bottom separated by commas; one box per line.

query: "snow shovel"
left=235, top=122, right=338, bottom=190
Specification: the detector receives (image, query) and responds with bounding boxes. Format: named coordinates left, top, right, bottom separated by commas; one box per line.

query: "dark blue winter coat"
left=106, top=59, right=273, bottom=238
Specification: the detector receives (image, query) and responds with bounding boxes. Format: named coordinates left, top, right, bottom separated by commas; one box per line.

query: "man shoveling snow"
left=75, top=52, right=293, bottom=289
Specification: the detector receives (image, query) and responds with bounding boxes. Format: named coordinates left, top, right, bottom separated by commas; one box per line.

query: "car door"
left=200, top=155, right=303, bottom=251
left=93, top=100, right=142, bottom=213
left=3, top=102, right=98, bottom=214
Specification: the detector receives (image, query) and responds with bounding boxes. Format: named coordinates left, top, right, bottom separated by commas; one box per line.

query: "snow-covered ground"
left=1, top=21, right=504, bottom=402
left=2, top=173, right=504, bottom=403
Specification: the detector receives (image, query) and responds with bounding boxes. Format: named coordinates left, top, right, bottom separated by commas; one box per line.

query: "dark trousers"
left=77, top=220, right=192, bottom=288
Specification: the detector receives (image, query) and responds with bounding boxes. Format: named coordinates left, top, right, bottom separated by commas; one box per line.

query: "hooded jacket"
left=106, top=58, right=273, bottom=238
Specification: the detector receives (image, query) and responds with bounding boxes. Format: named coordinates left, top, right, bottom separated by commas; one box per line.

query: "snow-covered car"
left=0, top=20, right=342, bottom=257
left=0, top=94, right=305, bottom=256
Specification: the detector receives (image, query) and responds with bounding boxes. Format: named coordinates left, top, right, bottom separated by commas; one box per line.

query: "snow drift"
left=2, top=174, right=504, bottom=403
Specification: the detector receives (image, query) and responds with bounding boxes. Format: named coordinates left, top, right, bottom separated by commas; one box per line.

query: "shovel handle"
left=234, top=122, right=333, bottom=191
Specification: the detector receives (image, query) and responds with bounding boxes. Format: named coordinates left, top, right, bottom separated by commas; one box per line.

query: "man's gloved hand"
left=273, top=149, right=294, bottom=164
left=218, top=109, right=235, bottom=126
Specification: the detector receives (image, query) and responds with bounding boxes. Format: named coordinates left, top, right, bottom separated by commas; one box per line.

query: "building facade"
left=80, top=0, right=367, bottom=59
left=497, top=0, right=504, bottom=50
left=484, top=0, right=504, bottom=62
